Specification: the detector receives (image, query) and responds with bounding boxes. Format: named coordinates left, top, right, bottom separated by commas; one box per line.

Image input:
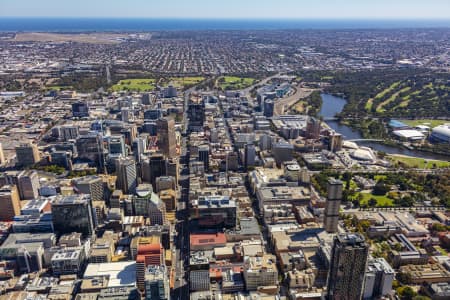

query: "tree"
left=368, top=198, right=377, bottom=207
left=397, top=286, right=417, bottom=300
left=373, top=180, right=390, bottom=195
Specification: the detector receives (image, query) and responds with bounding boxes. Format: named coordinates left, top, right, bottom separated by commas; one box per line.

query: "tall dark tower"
left=157, top=118, right=177, bottom=159
left=324, top=178, right=342, bottom=233
left=327, top=233, right=369, bottom=300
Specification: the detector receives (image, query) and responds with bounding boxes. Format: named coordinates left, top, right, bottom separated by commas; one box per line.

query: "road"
left=240, top=72, right=282, bottom=96
left=274, top=86, right=315, bottom=116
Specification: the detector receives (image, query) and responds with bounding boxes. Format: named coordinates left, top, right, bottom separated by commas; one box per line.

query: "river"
left=320, top=93, right=449, bottom=160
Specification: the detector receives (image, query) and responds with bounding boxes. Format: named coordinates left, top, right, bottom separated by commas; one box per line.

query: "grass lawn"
left=399, top=119, right=449, bottom=128
left=358, top=192, right=394, bottom=207
left=110, top=78, right=156, bottom=92
left=376, top=86, right=411, bottom=113
left=388, top=155, right=450, bottom=169
left=217, top=76, right=256, bottom=90
left=435, top=246, right=449, bottom=256
left=166, top=76, right=205, bottom=88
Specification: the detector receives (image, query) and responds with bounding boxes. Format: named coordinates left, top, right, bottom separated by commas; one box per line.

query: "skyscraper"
left=198, top=145, right=210, bottom=171
left=51, top=194, right=95, bottom=237
left=115, top=157, right=137, bottom=194
left=108, top=135, right=127, bottom=156
left=324, top=178, right=343, bottom=233
left=76, top=133, right=105, bottom=171
left=0, top=185, right=21, bottom=221
left=72, top=101, right=89, bottom=118
left=73, top=175, right=105, bottom=201
left=157, top=118, right=177, bottom=158
left=17, top=170, right=40, bottom=200
left=327, top=233, right=369, bottom=300
left=145, top=265, right=169, bottom=300
left=244, top=143, right=256, bottom=170
left=15, top=143, right=40, bottom=167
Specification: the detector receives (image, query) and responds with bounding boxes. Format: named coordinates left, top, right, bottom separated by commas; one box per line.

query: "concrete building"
left=363, top=258, right=394, bottom=300
left=326, top=233, right=369, bottom=300
left=244, top=143, right=256, bottom=170
left=272, top=141, right=294, bottom=166
left=73, top=175, right=105, bottom=201
left=144, top=265, right=169, bottom=300
left=324, top=179, right=342, bottom=233
left=0, top=142, right=6, bottom=165
left=0, top=185, right=21, bottom=221
left=115, top=157, right=137, bottom=195
left=72, top=101, right=89, bottom=118
left=76, top=133, right=105, bottom=170
left=51, top=194, right=95, bottom=237
left=17, top=170, right=40, bottom=200
left=108, top=135, right=127, bottom=156
left=15, top=143, right=40, bottom=167
left=159, top=189, right=176, bottom=211
left=51, top=247, right=85, bottom=275
left=243, top=254, right=278, bottom=291
left=329, top=132, right=343, bottom=152
left=157, top=118, right=177, bottom=158
left=191, top=195, right=237, bottom=229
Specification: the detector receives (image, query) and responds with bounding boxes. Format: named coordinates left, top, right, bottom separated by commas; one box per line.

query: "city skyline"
left=1, top=0, right=450, bottom=19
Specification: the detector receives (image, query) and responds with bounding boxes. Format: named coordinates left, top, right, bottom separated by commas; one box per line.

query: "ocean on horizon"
left=1, top=18, right=450, bottom=32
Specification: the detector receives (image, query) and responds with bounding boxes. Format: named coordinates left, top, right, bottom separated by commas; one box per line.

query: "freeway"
left=273, top=86, right=315, bottom=116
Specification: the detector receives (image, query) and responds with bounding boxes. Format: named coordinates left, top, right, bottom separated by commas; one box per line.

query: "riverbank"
left=387, top=154, right=450, bottom=169
left=320, top=93, right=450, bottom=161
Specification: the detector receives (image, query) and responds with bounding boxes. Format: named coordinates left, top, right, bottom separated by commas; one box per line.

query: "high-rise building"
left=136, top=242, right=164, bottom=291
left=72, top=101, right=89, bottom=118
left=162, top=85, right=177, bottom=98
left=17, top=170, right=40, bottom=200
left=144, top=109, right=162, bottom=121
left=188, top=100, right=205, bottom=132
left=76, top=133, right=105, bottom=170
left=329, top=132, right=343, bottom=152
left=363, top=258, right=394, bottom=300
left=244, top=144, right=256, bottom=170
left=198, top=145, right=210, bottom=171
left=141, top=153, right=167, bottom=189
left=157, top=118, right=177, bottom=158
left=15, top=143, right=40, bottom=167
left=226, top=152, right=239, bottom=171
left=306, top=117, right=321, bottom=139
left=272, top=142, right=294, bottom=166
left=145, top=265, right=169, bottom=300
left=50, top=150, right=72, bottom=169
left=51, top=194, right=95, bottom=237
left=73, top=175, right=105, bottom=201
left=115, top=157, right=137, bottom=195
left=263, top=99, right=275, bottom=118
left=0, top=142, right=5, bottom=165
left=324, top=179, right=342, bottom=233
left=327, top=233, right=369, bottom=300
left=0, top=185, right=21, bottom=221
left=159, top=189, right=176, bottom=212
left=133, top=137, right=147, bottom=162
left=59, top=125, right=79, bottom=142
left=108, top=135, right=127, bottom=156
left=121, top=108, right=133, bottom=123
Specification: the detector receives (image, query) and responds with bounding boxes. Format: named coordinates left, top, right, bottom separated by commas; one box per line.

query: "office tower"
left=15, top=143, right=40, bottom=167
left=116, top=157, right=137, bottom=195
left=244, top=143, right=256, bottom=170
left=136, top=242, right=164, bottom=291
left=51, top=194, right=95, bottom=237
left=324, top=178, right=343, bottom=233
left=50, top=150, right=73, bottom=169
left=159, top=189, right=176, bottom=211
left=226, top=152, right=238, bottom=171
left=0, top=142, right=5, bottom=165
left=157, top=118, right=177, bottom=158
left=72, top=101, right=89, bottom=118
left=59, top=125, right=79, bottom=142
left=133, top=136, right=147, bottom=162
left=155, top=176, right=176, bottom=193
left=306, top=117, right=321, bottom=139
left=198, top=145, right=210, bottom=171
left=108, top=135, right=127, bottom=156
left=259, top=134, right=273, bottom=151
left=143, top=153, right=168, bottom=189
left=17, top=170, right=40, bottom=200
left=121, top=108, right=133, bottom=123
left=263, top=99, right=275, bottom=117
left=133, top=185, right=166, bottom=225
left=144, top=109, right=162, bottom=121
left=272, top=141, right=294, bottom=166
left=188, top=100, right=205, bottom=132
left=327, top=233, right=369, bottom=300
left=145, top=265, right=169, bottom=300
left=192, top=195, right=237, bottom=229
left=363, top=258, right=395, bottom=300
left=0, top=185, right=21, bottom=221
left=329, top=132, right=343, bottom=152
left=163, top=85, right=177, bottom=98
left=76, top=133, right=105, bottom=170
left=73, top=175, right=105, bottom=201
left=142, top=93, right=152, bottom=105
left=143, top=122, right=158, bottom=136
left=167, top=158, right=179, bottom=183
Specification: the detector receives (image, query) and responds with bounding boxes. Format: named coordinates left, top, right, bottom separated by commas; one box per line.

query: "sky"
left=1, top=0, right=450, bottom=19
